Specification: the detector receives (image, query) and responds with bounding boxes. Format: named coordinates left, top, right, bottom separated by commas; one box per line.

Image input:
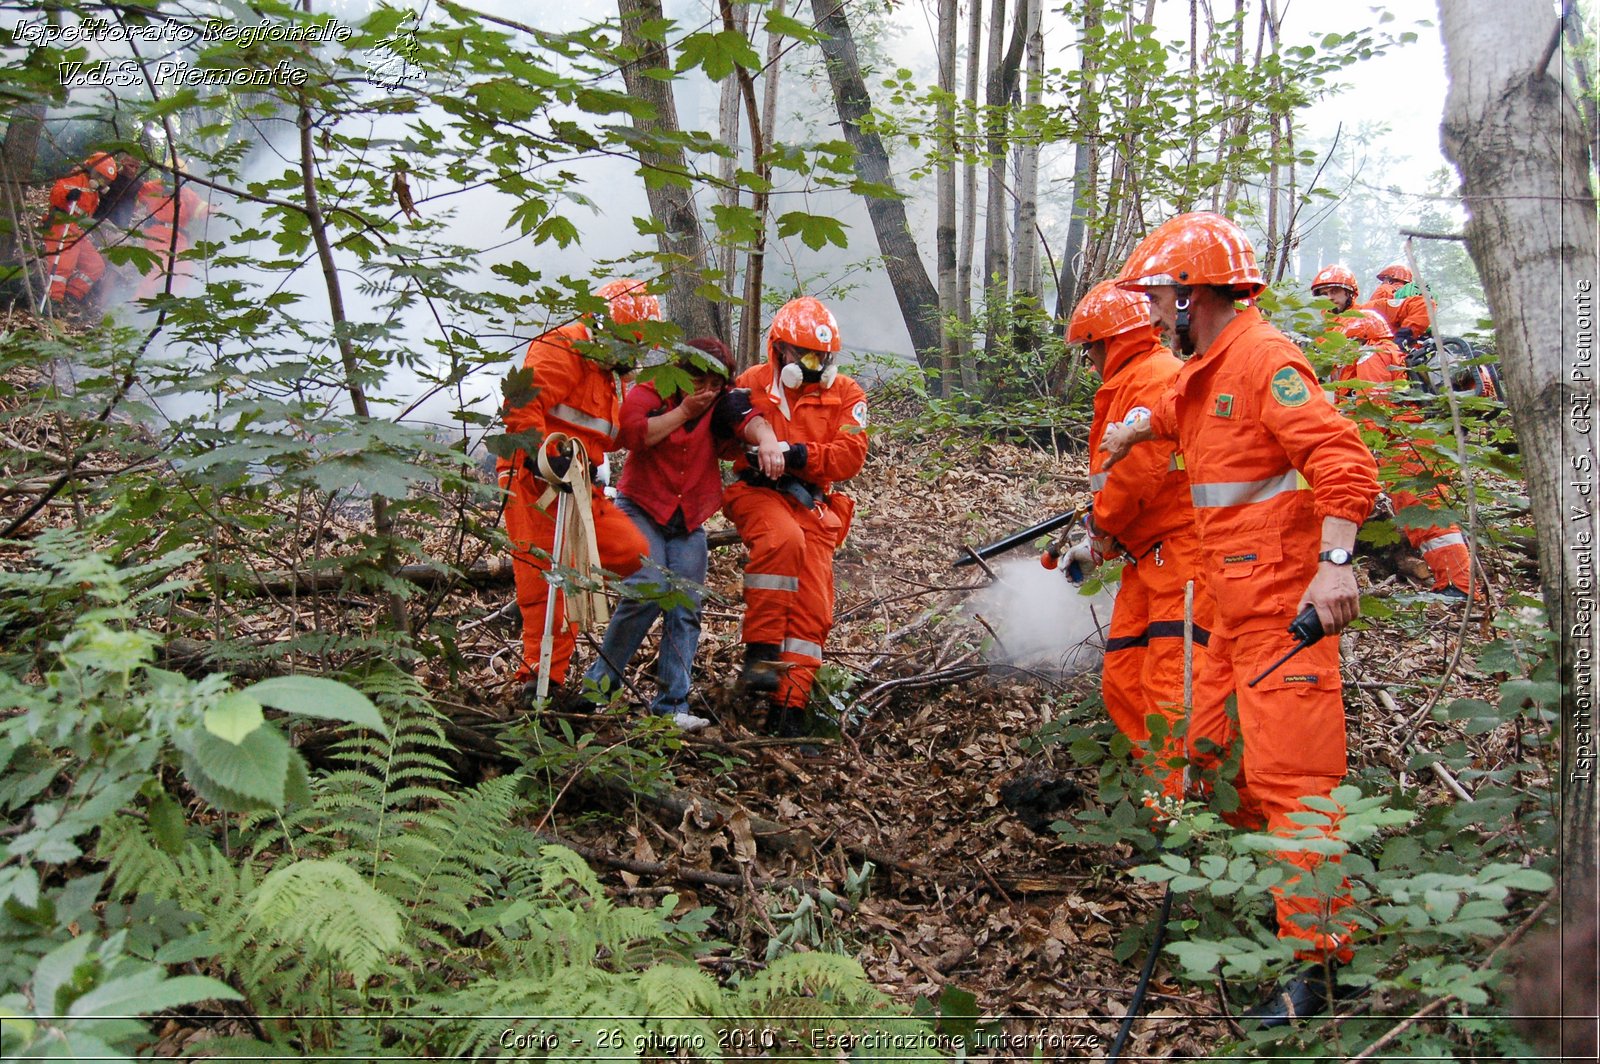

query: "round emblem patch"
left=1123, top=405, right=1151, bottom=425
left=815, top=323, right=834, bottom=345
left=851, top=400, right=868, bottom=425
left=1270, top=366, right=1310, bottom=407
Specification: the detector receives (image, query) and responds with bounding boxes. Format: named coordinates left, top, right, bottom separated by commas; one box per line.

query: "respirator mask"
left=780, top=349, right=838, bottom=389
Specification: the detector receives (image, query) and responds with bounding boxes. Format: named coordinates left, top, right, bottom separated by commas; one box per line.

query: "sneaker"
left=1438, top=586, right=1470, bottom=601
left=1243, top=962, right=1359, bottom=1028
left=669, top=711, right=711, bottom=732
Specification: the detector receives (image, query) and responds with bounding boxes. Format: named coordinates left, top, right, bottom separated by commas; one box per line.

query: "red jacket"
left=733, top=364, right=868, bottom=498
left=499, top=322, right=624, bottom=476
left=1150, top=308, right=1378, bottom=635
left=616, top=381, right=754, bottom=531
left=1086, top=328, right=1195, bottom=559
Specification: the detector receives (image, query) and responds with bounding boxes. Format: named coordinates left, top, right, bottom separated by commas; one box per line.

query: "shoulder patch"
left=1270, top=366, right=1310, bottom=407
left=1122, top=405, right=1151, bottom=426
left=850, top=400, right=868, bottom=426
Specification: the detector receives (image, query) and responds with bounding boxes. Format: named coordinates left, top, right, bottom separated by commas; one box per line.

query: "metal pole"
left=535, top=488, right=569, bottom=702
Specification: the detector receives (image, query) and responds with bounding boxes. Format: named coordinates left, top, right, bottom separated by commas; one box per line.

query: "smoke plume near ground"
left=964, top=557, right=1117, bottom=675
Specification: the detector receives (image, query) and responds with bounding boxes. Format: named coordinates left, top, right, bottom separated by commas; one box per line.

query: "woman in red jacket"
left=582, top=338, right=783, bottom=729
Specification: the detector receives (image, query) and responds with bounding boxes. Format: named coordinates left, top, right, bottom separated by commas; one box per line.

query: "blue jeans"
left=584, top=496, right=707, bottom=716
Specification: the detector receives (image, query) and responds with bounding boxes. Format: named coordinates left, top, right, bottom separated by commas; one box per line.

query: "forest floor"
left=0, top=345, right=1545, bottom=1058
left=427, top=395, right=1538, bottom=1059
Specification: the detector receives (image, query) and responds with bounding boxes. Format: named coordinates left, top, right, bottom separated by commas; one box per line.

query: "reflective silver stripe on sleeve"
left=1088, top=472, right=1108, bottom=491
left=549, top=403, right=618, bottom=438
left=781, top=637, right=823, bottom=659
left=1419, top=531, right=1467, bottom=552
left=745, top=573, right=800, bottom=592
left=1189, top=470, right=1309, bottom=509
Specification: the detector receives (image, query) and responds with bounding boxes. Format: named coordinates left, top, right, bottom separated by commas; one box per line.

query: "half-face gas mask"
left=780, top=347, right=837, bottom=389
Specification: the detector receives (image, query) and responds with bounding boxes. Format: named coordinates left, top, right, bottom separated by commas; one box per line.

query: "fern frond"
left=248, top=859, right=406, bottom=985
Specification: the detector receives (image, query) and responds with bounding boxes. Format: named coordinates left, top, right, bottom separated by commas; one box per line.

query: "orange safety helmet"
left=1336, top=308, right=1394, bottom=345
left=1376, top=263, right=1412, bottom=285
left=768, top=295, right=841, bottom=355
left=1116, top=211, right=1266, bottom=296
left=1310, top=264, right=1359, bottom=300
left=595, top=278, right=661, bottom=326
left=82, top=151, right=118, bottom=183
left=1066, top=279, right=1153, bottom=343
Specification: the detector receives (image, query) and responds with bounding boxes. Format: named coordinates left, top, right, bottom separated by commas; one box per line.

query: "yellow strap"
left=534, top=433, right=610, bottom=631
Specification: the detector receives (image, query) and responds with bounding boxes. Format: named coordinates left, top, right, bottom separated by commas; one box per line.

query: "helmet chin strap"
left=1173, top=285, right=1194, bottom=356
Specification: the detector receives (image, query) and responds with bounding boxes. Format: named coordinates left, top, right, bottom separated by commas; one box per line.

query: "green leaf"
left=242, top=676, right=386, bottom=733
left=204, top=692, right=265, bottom=745
left=148, top=791, right=187, bottom=856
left=775, top=211, right=848, bottom=251
left=183, top=725, right=293, bottom=810
left=70, top=970, right=240, bottom=1017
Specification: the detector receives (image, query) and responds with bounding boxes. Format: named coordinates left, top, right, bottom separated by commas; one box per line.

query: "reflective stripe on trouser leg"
left=1390, top=486, right=1472, bottom=593
left=1231, top=630, right=1355, bottom=964
left=774, top=519, right=837, bottom=708
left=725, top=486, right=805, bottom=647
left=64, top=243, right=104, bottom=301
left=504, top=481, right=572, bottom=684
left=503, top=482, right=649, bottom=684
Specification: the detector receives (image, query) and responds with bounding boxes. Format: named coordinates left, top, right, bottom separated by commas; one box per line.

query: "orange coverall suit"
left=498, top=323, right=648, bottom=684
left=43, top=173, right=104, bottom=304
left=1150, top=307, right=1379, bottom=963
left=1333, top=340, right=1472, bottom=593
left=1086, top=327, right=1215, bottom=800
left=136, top=179, right=207, bottom=299
left=1362, top=284, right=1430, bottom=339
left=724, top=361, right=868, bottom=710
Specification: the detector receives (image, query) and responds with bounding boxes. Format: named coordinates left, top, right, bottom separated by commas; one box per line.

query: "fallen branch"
left=533, top=830, right=844, bottom=905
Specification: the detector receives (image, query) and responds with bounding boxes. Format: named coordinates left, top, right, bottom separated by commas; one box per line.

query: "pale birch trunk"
left=1439, top=0, right=1598, bottom=901
left=937, top=0, right=960, bottom=397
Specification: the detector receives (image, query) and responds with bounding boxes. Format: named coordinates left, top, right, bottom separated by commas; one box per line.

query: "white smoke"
left=963, top=557, right=1117, bottom=675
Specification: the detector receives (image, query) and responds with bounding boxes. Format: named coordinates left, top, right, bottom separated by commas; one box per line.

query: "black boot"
left=1244, top=962, right=1353, bottom=1028
left=766, top=703, right=806, bottom=738
left=738, top=643, right=783, bottom=694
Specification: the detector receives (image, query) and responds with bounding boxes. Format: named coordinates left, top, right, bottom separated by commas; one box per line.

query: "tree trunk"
left=1056, top=0, right=1101, bottom=322
left=1438, top=0, right=1598, bottom=928
left=715, top=9, right=744, bottom=351
left=936, top=0, right=960, bottom=397
left=957, top=0, right=983, bottom=392
left=617, top=0, right=722, bottom=341
left=981, top=0, right=1027, bottom=360
left=811, top=0, right=942, bottom=371
left=1011, top=0, right=1042, bottom=300
left=0, top=101, right=45, bottom=293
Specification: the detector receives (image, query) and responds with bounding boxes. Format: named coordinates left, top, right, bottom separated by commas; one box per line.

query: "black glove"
left=1394, top=326, right=1416, bottom=347
left=784, top=443, right=808, bottom=471
left=542, top=452, right=575, bottom=491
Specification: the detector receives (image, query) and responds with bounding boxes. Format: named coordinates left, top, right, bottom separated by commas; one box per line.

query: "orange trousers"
left=1188, top=626, right=1355, bottom=963
left=504, top=472, right=647, bottom=685
left=1101, top=540, right=1215, bottom=801
left=44, top=222, right=104, bottom=303
left=1391, top=484, right=1471, bottom=593
left=724, top=482, right=845, bottom=709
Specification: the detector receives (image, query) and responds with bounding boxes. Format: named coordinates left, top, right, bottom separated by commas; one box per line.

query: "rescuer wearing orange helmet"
left=1064, top=280, right=1214, bottom=804
left=724, top=296, right=868, bottom=738
left=42, top=152, right=118, bottom=307
left=134, top=166, right=208, bottom=299
left=498, top=279, right=653, bottom=705
left=1364, top=262, right=1432, bottom=345
left=1101, top=213, right=1380, bottom=1025
left=1322, top=305, right=1474, bottom=598
left=1309, top=264, right=1359, bottom=314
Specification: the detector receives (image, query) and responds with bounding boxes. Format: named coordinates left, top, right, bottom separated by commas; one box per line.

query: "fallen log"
left=191, top=529, right=746, bottom=599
